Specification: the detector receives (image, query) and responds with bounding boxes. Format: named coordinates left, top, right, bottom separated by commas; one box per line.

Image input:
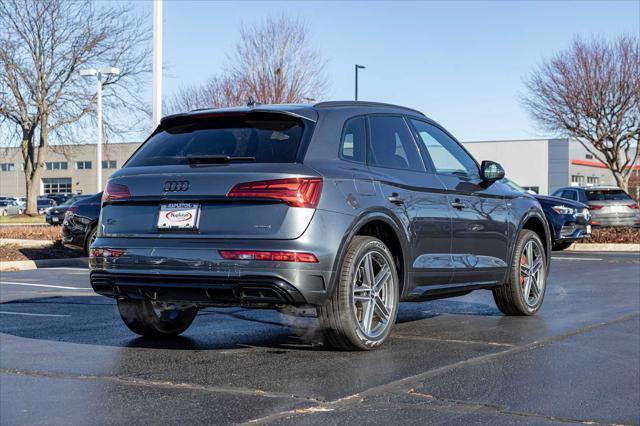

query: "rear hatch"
left=100, top=111, right=320, bottom=240
left=586, top=189, right=638, bottom=216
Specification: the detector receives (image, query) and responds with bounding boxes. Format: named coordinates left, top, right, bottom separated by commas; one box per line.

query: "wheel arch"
left=516, top=210, right=552, bottom=272
left=328, top=210, right=411, bottom=299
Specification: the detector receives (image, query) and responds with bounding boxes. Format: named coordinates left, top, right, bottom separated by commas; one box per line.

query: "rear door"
left=409, top=119, right=509, bottom=285
left=365, top=115, right=452, bottom=287
left=100, top=112, right=321, bottom=240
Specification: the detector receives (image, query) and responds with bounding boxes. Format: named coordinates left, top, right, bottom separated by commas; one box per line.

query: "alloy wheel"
left=351, top=250, right=396, bottom=339
left=519, top=239, right=545, bottom=307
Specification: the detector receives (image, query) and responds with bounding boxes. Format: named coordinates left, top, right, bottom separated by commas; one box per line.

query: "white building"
left=462, top=138, right=619, bottom=195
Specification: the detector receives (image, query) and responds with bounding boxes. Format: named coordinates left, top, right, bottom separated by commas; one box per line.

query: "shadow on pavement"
left=0, top=295, right=500, bottom=351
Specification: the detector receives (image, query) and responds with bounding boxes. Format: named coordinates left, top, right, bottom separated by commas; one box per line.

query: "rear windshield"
left=126, top=113, right=304, bottom=167
left=586, top=189, right=632, bottom=201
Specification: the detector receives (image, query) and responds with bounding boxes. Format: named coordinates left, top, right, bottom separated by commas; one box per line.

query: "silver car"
left=0, top=199, right=24, bottom=215
left=552, top=186, right=640, bottom=227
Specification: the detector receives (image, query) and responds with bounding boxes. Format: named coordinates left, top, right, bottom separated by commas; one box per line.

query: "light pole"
left=152, top=0, right=163, bottom=128
left=80, top=67, right=120, bottom=193
left=355, top=64, right=366, bottom=101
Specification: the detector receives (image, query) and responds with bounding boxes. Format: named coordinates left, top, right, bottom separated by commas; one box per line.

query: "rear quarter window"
left=126, top=113, right=305, bottom=167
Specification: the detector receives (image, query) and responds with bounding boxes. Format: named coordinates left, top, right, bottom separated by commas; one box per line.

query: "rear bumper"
left=89, top=209, right=354, bottom=306
left=90, top=271, right=307, bottom=306
left=591, top=213, right=640, bottom=227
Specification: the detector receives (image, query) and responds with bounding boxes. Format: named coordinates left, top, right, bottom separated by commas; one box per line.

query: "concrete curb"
left=0, top=257, right=88, bottom=272
left=568, top=243, right=639, bottom=252
left=0, top=238, right=55, bottom=248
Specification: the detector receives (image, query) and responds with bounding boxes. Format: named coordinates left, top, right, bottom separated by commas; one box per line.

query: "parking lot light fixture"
left=355, top=64, right=366, bottom=101
left=79, top=67, right=120, bottom=192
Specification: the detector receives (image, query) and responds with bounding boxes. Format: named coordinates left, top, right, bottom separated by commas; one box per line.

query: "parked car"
left=90, top=102, right=551, bottom=350
left=46, top=193, right=70, bottom=206
left=46, top=194, right=93, bottom=225
left=0, top=199, right=24, bottom=215
left=36, top=198, right=55, bottom=214
left=502, top=179, right=591, bottom=250
left=552, top=186, right=640, bottom=227
left=62, top=192, right=102, bottom=255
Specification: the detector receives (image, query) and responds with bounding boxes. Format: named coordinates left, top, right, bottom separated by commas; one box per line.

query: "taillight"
left=102, top=182, right=131, bottom=203
left=219, top=250, right=319, bottom=263
left=227, top=178, right=322, bottom=208
left=627, top=204, right=639, bottom=209
left=589, top=205, right=603, bottom=210
left=89, top=248, right=127, bottom=258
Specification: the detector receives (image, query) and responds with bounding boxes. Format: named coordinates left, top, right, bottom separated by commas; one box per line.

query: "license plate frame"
left=157, top=203, right=200, bottom=230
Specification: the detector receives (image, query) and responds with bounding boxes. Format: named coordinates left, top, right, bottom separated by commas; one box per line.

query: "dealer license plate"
left=157, top=203, right=200, bottom=230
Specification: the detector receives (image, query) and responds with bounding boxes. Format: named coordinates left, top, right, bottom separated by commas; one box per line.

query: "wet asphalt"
left=0, top=251, right=638, bottom=425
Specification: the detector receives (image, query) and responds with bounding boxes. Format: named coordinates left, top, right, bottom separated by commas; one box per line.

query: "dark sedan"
left=62, top=192, right=102, bottom=254
left=502, top=179, right=591, bottom=250
left=46, top=194, right=93, bottom=225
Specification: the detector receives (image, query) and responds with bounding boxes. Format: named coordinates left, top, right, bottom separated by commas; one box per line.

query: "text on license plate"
left=157, top=203, right=200, bottom=229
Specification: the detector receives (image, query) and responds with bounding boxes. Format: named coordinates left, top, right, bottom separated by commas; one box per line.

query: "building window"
left=42, top=177, right=72, bottom=194
left=0, top=163, right=15, bottom=172
left=101, top=160, right=117, bottom=169
left=45, top=161, right=68, bottom=170
left=587, top=176, right=599, bottom=185
left=571, top=175, right=585, bottom=184
left=76, top=161, right=92, bottom=170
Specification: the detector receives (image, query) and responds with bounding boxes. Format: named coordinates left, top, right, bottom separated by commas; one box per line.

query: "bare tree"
left=0, top=0, right=150, bottom=214
left=523, top=35, right=640, bottom=192
left=165, top=75, right=247, bottom=115
left=165, top=14, right=327, bottom=115
left=230, top=15, right=327, bottom=104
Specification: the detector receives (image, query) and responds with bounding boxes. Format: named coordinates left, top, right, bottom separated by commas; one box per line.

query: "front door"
left=408, top=119, right=509, bottom=285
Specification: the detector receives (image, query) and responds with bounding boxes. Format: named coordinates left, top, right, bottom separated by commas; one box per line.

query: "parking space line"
left=551, top=257, right=603, bottom=261
left=0, top=281, right=92, bottom=290
left=0, top=311, right=70, bottom=317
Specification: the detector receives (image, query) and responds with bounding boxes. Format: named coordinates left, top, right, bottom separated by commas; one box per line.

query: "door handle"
left=450, top=199, right=466, bottom=210
left=388, top=193, right=405, bottom=205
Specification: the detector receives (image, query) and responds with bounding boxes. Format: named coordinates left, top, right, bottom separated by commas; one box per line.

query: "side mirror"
left=480, top=160, right=505, bottom=182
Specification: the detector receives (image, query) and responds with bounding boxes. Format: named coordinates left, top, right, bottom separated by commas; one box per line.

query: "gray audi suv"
left=90, top=101, right=551, bottom=350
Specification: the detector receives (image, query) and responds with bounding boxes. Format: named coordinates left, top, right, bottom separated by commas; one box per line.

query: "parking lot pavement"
left=1, top=252, right=639, bottom=425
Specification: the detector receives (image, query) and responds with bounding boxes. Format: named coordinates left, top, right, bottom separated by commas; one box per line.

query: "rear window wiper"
left=187, top=155, right=256, bottom=165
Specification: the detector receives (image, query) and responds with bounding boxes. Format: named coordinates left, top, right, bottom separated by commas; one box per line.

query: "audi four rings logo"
left=163, top=180, right=190, bottom=192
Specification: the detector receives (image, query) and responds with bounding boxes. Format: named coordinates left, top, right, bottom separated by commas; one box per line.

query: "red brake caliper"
left=520, top=254, right=526, bottom=285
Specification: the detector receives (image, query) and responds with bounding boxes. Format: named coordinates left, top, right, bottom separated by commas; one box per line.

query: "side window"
left=410, top=120, right=479, bottom=178
left=367, top=116, right=424, bottom=171
left=340, top=117, right=366, bottom=163
left=560, top=190, right=577, bottom=201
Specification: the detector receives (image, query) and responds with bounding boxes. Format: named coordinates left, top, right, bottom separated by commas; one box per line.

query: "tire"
left=117, top=299, right=198, bottom=337
left=493, top=229, right=547, bottom=315
left=552, top=241, right=573, bottom=251
left=84, top=226, right=97, bottom=255
left=318, top=236, right=399, bottom=350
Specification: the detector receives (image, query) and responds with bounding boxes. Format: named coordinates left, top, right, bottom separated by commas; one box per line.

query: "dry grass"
left=588, top=227, right=640, bottom=244
left=0, top=242, right=80, bottom=262
left=0, top=225, right=62, bottom=241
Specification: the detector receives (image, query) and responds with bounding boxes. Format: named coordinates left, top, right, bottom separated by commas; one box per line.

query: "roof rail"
left=314, top=101, right=425, bottom=116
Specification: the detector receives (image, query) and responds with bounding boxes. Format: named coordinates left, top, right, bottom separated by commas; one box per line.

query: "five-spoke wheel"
left=318, top=236, right=399, bottom=350
left=493, top=229, right=548, bottom=315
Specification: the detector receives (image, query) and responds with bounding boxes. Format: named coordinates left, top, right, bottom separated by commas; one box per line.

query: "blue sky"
left=134, top=0, right=639, bottom=141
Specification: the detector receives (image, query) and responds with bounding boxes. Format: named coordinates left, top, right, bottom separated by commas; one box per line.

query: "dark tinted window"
left=411, top=120, right=479, bottom=178
left=560, top=190, right=577, bottom=201
left=586, top=189, right=632, bottom=201
left=340, top=117, right=366, bottom=163
left=127, top=113, right=304, bottom=167
left=367, top=116, right=424, bottom=171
